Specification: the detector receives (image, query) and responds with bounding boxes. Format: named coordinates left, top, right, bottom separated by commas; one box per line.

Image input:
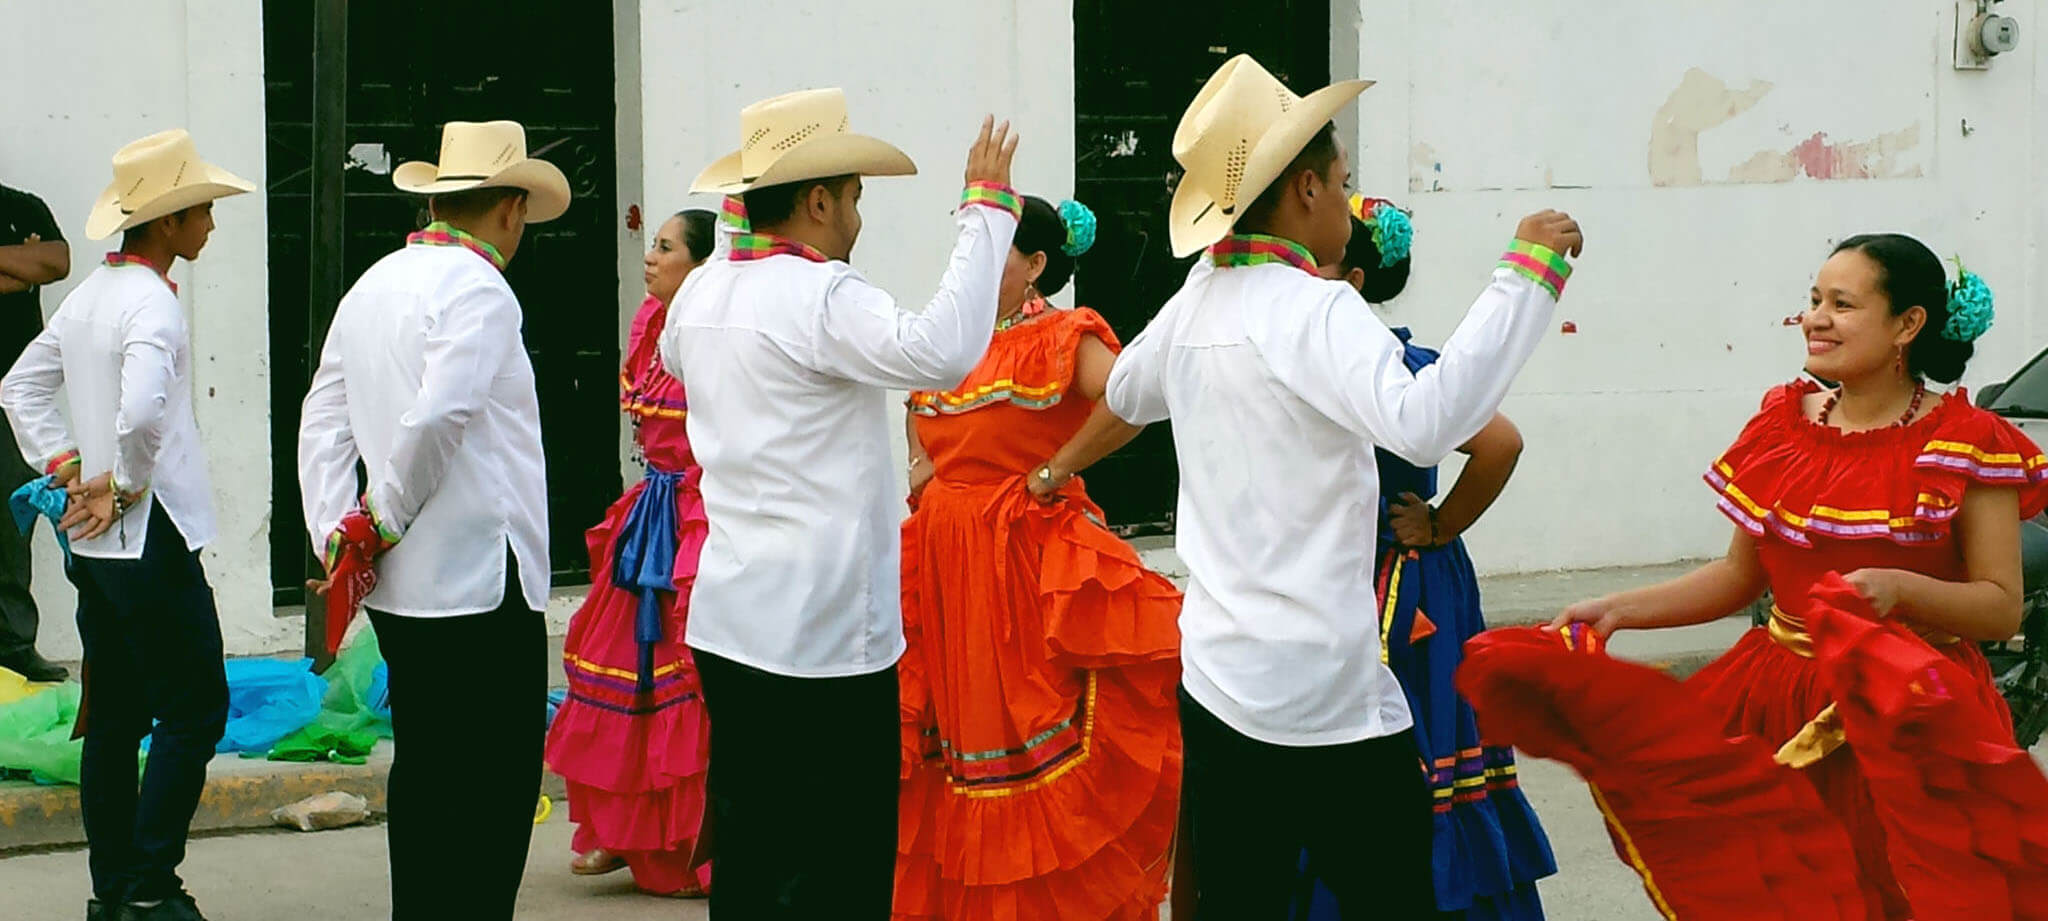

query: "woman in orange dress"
left=894, top=195, right=1184, bottom=921
left=544, top=210, right=717, bottom=897
left=1465, top=234, right=2048, bottom=920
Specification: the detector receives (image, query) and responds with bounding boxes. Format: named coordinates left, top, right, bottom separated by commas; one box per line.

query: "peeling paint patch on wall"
left=1649, top=68, right=1773, bottom=186
left=1651, top=68, right=1922, bottom=186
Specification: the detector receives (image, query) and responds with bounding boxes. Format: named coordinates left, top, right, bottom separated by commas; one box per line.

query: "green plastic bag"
left=265, top=625, right=393, bottom=764
left=0, top=681, right=83, bottom=784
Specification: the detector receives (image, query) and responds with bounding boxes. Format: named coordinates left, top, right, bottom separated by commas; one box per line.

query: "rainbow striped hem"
left=1500, top=240, right=1571, bottom=299
left=729, top=233, right=830, bottom=264
left=960, top=181, right=1023, bottom=220
left=43, top=449, right=79, bottom=476
left=1208, top=234, right=1319, bottom=275
left=408, top=222, right=508, bottom=272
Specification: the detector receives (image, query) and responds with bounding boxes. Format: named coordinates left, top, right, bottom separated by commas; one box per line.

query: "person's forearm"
left=1608, top=558, right=1764, bottom=631
left=1434, top=450, right=1516, bottom=541
left=1889, top=571, right=2022, bottom=641
left=905, top=411, right=926, bottom=463
left=0, top=242, right=69, bottom=285
left=1045, top=403, right=1142, bottom=480
left=0, top=273, right=26, bottom=295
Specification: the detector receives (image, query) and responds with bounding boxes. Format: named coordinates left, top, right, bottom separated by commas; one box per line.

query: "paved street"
left=0, top=756, right=1669, bottom=921
left=5, top=744, right=2046, bottom=919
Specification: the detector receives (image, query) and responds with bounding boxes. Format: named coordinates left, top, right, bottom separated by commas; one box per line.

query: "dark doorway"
left=1072, top=2, right=1331, bottom=536
left=263, top=3, right=621, bottom=604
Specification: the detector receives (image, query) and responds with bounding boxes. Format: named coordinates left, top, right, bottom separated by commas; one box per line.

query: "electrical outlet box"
left=1957, top=1, right=2020, bottom=69
left=1957, top=0, right=1990, bottom=69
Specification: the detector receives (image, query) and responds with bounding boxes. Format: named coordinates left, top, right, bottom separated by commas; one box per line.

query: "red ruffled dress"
left=543, top=295, right=713, bottom=896
left=895, top=306, right=1184, bottom=921
left=1460, top=380, right=2048, bottom=921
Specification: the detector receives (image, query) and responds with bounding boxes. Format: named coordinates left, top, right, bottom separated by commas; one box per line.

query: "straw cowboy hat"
left=1168, top=55, right=1373, bottom=256
left=85, top=129, right=256, bottom=241
left=692, top=88, right=916, bottom=195
left=393, top=120, right=571, bottom=223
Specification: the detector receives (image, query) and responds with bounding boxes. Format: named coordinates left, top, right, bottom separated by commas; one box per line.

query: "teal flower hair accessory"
left=1943, top=259, right=1994, bottom=343
left=1368, top=201, right=1413, bottom=268
left=1058, top=199, right=1097, bottom=257
left=1348, top=194, right=1413, bottom=268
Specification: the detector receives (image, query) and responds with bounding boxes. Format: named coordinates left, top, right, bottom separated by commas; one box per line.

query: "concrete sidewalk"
left=2, top=557, right=1741, bottom=853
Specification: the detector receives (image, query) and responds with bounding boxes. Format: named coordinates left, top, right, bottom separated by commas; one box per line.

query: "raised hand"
left=1514, top=210, right=1584, bottom=258
left=964, top=116, right=1021, bottom=188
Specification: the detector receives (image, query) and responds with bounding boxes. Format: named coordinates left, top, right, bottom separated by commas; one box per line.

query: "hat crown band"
left=109, top=132, right=203, bottom=209
left=434, top=125, right=529, bottom=182
left=1177, top=73, right=1301, bottom=208
left=736, top=91, right=854, bottom=178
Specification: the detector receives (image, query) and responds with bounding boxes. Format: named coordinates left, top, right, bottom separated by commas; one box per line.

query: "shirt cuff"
left=1499, top=240, right=1573, bottom=300
left=362, top=492, right=404, bottom=546
left=960, top=181, right=1023, bottom=221
left=43, top=449, right=78, bottom=476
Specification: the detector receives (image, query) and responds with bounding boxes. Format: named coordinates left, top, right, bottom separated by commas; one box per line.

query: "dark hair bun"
left=1014, top=196, right=1077, bottom=297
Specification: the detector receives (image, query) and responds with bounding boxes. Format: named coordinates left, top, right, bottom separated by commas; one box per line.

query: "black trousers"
left=0, top=411, right=43, bottom=660
left=694, top=649, right=898, bottom=920
left=1179, top=686, right=1437, bottom=919
left=368, top=557, right=545, bottom=921
left=69, top=505, right=228, bottom=904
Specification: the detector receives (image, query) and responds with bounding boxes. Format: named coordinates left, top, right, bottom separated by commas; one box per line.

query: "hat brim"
left=392, top=158, right=572, bottom=224
left=84, top=162, right=256, bottom=241
left=1168, top=79, right=1373, bottom=257
left=690, top=133, right=917, bottom=196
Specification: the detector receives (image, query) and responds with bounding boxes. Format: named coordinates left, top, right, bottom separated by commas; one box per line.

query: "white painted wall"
left=0, top=0, right=282, bottom=659
left=636, top=0, right=1076, bottom=481
left=1345, top=0, right=2047, bottom=573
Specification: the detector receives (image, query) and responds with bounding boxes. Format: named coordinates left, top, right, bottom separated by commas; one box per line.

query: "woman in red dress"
left=544, top=210, right=717, bottom=897
left=1470, top=234, right=2048, bottom=920
left=894, top=195, right=1184, bottom=921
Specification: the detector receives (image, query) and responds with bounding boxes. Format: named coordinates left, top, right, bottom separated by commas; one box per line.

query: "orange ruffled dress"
left=895, top=306, right=1184, bottom=921
left=1462, top=380, right=2048, bottom=921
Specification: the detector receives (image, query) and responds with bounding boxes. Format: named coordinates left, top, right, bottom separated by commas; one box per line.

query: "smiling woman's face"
left=1802, top=248, right=1921, bottom=383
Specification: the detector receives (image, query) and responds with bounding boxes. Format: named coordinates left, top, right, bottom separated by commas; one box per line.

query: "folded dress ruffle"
left=1805, top=575, right=2048, bottom=921
left=1459, top=625, right=1870, bottom=921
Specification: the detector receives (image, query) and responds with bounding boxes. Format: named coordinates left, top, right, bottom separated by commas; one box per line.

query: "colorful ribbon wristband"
left=44, top=450, right=79, bottom=476
left=1499, top=240, right=1572, bottom=300
left=960, top=181, right=1023, bottom=220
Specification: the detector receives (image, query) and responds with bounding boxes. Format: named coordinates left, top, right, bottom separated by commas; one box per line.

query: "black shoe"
left=86, top=899, right=105, bottom=921
left=1, top=650, right=68, bottom=683
left=114, top=893, right=207, bottom=921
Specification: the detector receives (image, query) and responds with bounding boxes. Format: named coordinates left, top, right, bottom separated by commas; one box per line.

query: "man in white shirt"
left=2, top=129, right=253, bottom=921
left=659, top=89, right=1019, bottom=918
left=1039, top=57, right=1584, bottom=916
left=296, top=120, right=569, bottom=921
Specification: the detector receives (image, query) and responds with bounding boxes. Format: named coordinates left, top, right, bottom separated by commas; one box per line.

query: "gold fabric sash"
left=1765, top=606, right=1959, bottom=768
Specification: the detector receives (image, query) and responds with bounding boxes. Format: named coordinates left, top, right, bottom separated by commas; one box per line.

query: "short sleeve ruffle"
left=908, top=306, right=1121, bottom=416
left=1706, top=380, right=2048, bottom=547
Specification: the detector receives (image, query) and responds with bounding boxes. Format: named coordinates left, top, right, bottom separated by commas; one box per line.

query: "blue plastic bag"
left=216, top=658, right=327, bottom=754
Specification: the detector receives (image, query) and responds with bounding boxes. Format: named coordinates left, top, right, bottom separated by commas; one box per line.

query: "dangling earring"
left=1025, top=281, right=1041, bottom=304
left=1893, top=346, right=1905, bottom=377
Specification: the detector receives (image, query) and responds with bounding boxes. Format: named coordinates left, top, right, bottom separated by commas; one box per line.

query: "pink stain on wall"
left=1792, top=132, right=1851, bottom=180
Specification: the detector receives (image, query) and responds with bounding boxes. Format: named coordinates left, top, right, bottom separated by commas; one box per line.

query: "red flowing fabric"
left=1458, top=624, right=1869, bottom=921
left=322, top=509, right=384, bottom=656
left=1806, top=576, right=2048, bottom=921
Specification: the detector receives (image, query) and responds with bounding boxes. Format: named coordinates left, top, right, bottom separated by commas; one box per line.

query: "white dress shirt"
left=659, top=203, right=1018, bottom=678
left=297, top=242, right=549, bottom=616
left=2, top=262, right=215, bottom=559
left=1106, top=247, right=1565, bottom=746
